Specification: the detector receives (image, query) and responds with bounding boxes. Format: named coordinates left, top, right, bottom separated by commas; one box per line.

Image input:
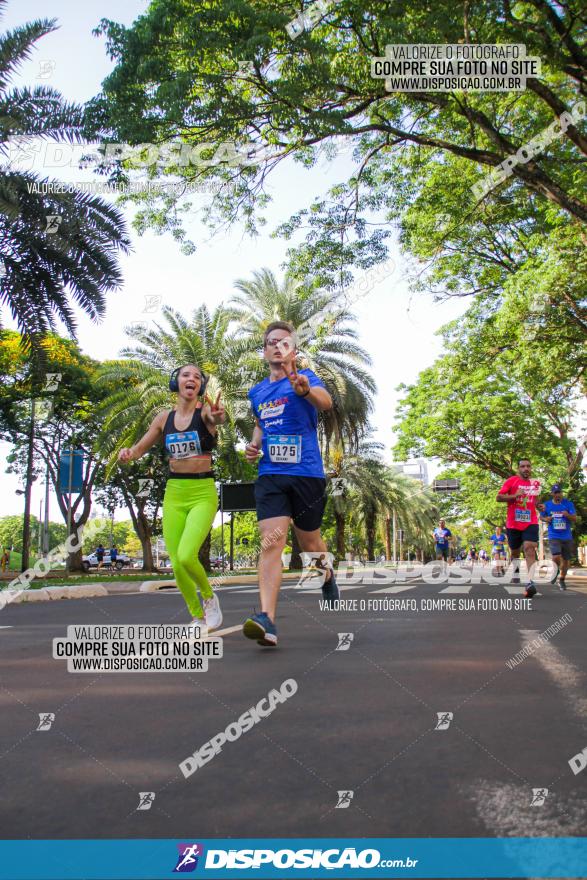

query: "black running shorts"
left=254, top=474, right=327, bottom=532
left=507, top=524, right=539, bottom=550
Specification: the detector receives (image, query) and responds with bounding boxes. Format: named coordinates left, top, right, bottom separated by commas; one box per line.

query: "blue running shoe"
left=243, top=611, right=278, bottom=647
left=322, top=568, right=339, bottom=607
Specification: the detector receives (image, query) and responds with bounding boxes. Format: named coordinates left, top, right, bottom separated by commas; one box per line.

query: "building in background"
left=394, top=458, right=430, bottom=486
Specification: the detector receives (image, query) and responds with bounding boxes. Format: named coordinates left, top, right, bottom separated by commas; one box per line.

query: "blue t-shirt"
left=542, top=499, right=575, bottom=541
left=433, top=527, right=451, bottom=548
left=490, top=533, right=506, bottom=548
left=248, top=369, right=326, bottom=478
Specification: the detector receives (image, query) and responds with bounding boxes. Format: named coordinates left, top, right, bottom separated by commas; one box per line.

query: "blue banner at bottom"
left=0, top=838, right=586, bottom=879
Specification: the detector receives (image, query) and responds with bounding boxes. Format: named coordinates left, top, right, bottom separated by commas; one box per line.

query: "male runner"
left=540, top=484, right=576, bottom=590
left=497, top=459, right=541, bottom=597
left=432, top=520, right=452, bottom=562
left=490, top=526, right=507, bottom=576
left=243, top=321, right=338, bottom=647
left=95, top=543, right=105, bottom=570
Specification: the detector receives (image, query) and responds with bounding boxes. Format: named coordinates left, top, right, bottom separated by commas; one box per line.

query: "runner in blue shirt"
left=432, top=520, right=452, bottom=561
left=243, top=321, right=337, bottom=647
left=490, top=526, right=507, bottom=576
left=540, top=484, right=577, bottom=590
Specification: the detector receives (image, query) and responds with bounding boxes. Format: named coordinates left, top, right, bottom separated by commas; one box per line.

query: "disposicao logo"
left=173, top=843, right=204, bottom=872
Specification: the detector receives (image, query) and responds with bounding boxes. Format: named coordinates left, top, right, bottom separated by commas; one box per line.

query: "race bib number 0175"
left=266, top=434, right=301, bottom=464
left=165, top=430, right=202, bottom=459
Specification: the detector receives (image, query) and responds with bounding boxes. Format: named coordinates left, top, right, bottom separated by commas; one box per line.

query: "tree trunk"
left=66, top=518, right=88, bottom=573
left=289, top=526, right=302, bottom=571
left=135, top=508, right=155, bottom=572
left=366, top=512, right=376, bottom=561
left=384, top=513, right=391, bottom=561
left=141, top=536, right=155, bottom=571
left=120, top=489, right=157, bottom=573
left=21, top=400, right=36, bottom=573
left=335, top=511, right=345, bottom=558
left=199, top=529, right=211, bottom=572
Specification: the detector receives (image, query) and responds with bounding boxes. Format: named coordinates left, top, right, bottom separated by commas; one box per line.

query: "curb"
left=1, top=584, right=109, bottom=605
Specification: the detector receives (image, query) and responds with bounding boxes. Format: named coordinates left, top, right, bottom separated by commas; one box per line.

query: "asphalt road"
left=1, top=575, right=586, bottom=843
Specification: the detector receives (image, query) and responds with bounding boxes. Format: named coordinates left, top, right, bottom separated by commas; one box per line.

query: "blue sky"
left=0, top=0, right=468, bottom=520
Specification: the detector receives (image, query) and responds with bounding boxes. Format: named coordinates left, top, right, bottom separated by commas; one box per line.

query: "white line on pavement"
left=368, top=584, right=420, bottom=594
left=440, top=583, right=474, bottom=594
left=205, top=624, right=241, bottom=639
left=519, top=628, right=587, bottom=720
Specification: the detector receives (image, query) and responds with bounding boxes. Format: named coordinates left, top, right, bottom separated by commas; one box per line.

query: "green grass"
left=2, top=568, right=261, bottom=589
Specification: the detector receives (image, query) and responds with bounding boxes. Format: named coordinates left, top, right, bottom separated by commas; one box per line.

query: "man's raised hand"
left=282, top=362, right=310, bottom=396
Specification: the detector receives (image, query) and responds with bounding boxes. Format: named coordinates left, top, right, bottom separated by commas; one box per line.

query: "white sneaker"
left=203, top=594, right=223, bottom=631
left=188, top=618, right=208, bottom=639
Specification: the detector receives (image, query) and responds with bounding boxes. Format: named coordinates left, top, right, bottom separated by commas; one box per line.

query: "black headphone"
left=169, top=366, right=209, bottom=396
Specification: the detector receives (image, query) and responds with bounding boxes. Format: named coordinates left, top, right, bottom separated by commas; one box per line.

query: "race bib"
left=514, top=508, right=531, bottom=523
left=165, top=430, right=202, bottom=459
left=552, top=516, right=566, bottom=530
left=266, top=434, right=301, bottom=464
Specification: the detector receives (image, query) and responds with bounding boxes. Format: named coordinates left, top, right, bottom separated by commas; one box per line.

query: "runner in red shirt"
left=496, top=458, right=542, bottom=598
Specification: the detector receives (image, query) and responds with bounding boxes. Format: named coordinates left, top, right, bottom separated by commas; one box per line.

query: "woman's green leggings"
left=162, top=478, right=218, bottom=618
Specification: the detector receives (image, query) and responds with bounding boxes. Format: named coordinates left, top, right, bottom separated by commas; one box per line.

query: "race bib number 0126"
left=165, top=430, right=202, bottom=459
left=266, top=434, right=301, bottom=464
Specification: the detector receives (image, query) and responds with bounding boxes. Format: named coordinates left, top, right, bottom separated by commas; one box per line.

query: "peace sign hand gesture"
left=283, top=362, right=310, bottom=397
left=205, top=391, right=226, bottom=425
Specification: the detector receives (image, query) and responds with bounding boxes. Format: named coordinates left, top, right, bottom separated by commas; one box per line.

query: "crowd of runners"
left=432, top=461, right=577, bottom=598
left=117, top=322, right=578, bottom=643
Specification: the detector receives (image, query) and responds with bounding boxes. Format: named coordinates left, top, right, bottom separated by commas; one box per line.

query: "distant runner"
left=490, top=526, right=507, bottom=576
left=243, top=321, right=338, bottom=647
left=540, top=484, right=577, bottom=591
left=95, top=544, right=105, bottom=571
left=433, top=520, right=452, bottom=562
left=497, top=459, right=541, bottom=597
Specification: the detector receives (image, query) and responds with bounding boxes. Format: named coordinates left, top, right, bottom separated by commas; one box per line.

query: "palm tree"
left=96, top=305, right=248, bottom=460
left=385, top=481, right=438, bottom=562
left=95, top=304, right=248, bottom=569
left=0, top=2, right=129, bottom=345
left=326, top=438, right=399, bottom=558
left=327, top=440, right=438, bottom=560
left=228, top=268, right=376, bottom=451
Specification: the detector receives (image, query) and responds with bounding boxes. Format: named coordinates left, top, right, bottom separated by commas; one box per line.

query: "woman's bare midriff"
left=169, top=454, right=213, bottom=475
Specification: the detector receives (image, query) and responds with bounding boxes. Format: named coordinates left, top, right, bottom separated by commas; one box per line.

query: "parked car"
left=81, top=551, right=130, bottom=572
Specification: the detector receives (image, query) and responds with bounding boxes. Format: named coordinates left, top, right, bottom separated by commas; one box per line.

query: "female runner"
left=118, top=364, right=225, bottom=635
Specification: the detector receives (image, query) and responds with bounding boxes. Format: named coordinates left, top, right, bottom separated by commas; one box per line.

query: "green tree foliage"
left=90, top=0, right=585, bottom=259
left=0, top=1, right=129, bottom=346
left=0, top=331, right=115, bottom=568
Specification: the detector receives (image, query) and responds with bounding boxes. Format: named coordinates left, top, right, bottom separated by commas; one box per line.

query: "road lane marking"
left=440, top=583, right=474, bottom=594
left=368, top=584, right=420, bottom=594
left=519, top=628, right=587, bottom=719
